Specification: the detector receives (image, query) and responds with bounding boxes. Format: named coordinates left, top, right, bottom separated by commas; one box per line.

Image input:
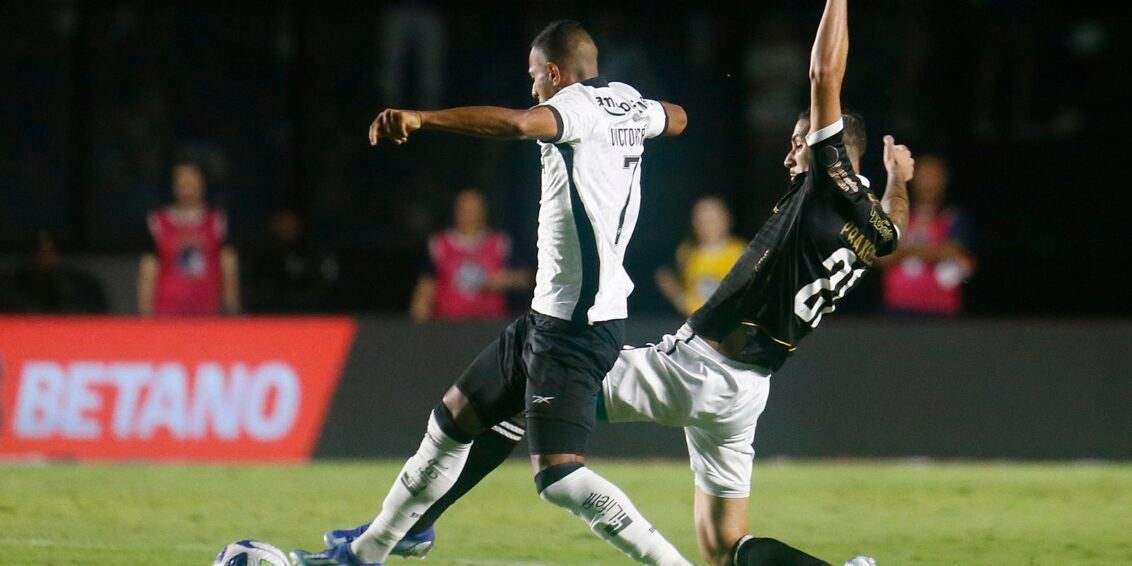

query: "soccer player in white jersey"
left=290, top=20, right=690, bottom=566
left=321, top=3, right=915, bottom=566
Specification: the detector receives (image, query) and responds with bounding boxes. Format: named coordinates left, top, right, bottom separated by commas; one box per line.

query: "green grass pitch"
left=0, top=460, right=1129, bottom=565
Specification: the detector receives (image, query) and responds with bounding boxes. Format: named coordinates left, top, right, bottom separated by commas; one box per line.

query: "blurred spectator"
left=879, top=155, right=976, bottom=316
left=0, top=230, right=108, bottom=314
left=655, top=197, right=746, bottom=316
left=246, top=209, right=340, bottom=313
left=410, top=189, right=531, bottom=323
left=137, top=160, right=239, bottom=316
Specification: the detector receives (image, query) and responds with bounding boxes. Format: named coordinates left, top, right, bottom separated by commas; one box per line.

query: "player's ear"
left=547, top=62, right=562, bottom=86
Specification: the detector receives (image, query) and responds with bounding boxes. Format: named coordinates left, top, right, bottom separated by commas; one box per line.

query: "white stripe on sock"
left=491, top=425, right=522, bottom=441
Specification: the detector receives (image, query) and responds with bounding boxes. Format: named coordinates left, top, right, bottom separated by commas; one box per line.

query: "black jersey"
left=687, top=121, right=899, bottom=371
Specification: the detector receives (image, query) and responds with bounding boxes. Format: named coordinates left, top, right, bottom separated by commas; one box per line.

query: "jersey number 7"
left=615, top=156, right=641, bottom=245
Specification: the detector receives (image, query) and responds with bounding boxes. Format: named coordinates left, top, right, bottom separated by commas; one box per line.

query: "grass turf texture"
left=0, top=460, right=1129, bottom=565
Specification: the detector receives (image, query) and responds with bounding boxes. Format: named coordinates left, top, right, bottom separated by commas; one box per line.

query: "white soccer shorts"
left=602, top=324, right=771, bottom=498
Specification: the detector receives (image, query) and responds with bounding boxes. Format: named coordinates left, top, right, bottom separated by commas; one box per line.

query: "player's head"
left=912, top=154, right=949, bottom=208
left=785, top=110, right=866, bottom=182
left=529, top=20, right=599, bottom=103
left=171, top=159, right=207, bottom=207
left=691, top=196, right=733, bottom=246
left=453, top=188, right=488, bottom=235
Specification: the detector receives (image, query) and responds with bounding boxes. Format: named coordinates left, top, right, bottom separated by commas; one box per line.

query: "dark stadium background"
left=2, top=1, right=1127, bottom=317
left=3, top=7, right=1130, bottom=564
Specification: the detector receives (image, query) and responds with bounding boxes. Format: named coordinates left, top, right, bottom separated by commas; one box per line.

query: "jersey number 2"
left=794, top=248, right=865, bottom=328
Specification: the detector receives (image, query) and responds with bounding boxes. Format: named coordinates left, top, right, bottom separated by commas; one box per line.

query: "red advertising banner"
left=0, top=317, right=355, bottom=461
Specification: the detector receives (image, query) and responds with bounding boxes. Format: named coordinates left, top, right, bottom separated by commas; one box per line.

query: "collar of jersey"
left=579, top=76, right=609, bottom=88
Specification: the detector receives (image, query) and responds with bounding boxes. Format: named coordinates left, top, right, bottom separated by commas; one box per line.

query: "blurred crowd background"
left=1, top=1, right=1127, bottom=318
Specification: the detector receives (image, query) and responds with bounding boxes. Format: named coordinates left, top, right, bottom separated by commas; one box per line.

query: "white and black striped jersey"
left=532, top=77, right=668, bottom=324
left=688, top=119, right=900, bottom=371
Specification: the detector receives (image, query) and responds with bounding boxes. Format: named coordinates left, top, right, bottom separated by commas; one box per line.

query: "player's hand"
left=369, top=109, right=423, bottom=146
left=883, top=135, right=915, bottom=182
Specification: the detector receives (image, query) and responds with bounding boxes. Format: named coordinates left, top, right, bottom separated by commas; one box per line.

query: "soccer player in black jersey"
left=322, top=2, right=913, bottom=565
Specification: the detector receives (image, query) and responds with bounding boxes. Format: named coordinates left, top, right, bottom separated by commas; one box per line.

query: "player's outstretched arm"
left=881, top=135, right=913, bottom=237
left=660, top=101, right=688, bottom=137
left=368, top=106, right=560, bottom=146
left=809, top=0, right=848, bottom=134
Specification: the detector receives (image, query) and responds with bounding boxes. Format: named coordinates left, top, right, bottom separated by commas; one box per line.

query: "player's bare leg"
left=702, top=487, right=831, bottom=566
left=694, top=488, right=750, bottom=566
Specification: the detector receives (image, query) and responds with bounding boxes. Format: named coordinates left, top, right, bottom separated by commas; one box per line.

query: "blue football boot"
left=289, top=542, right=381, bottom=566
left=323, top=523, right=435, bottom=559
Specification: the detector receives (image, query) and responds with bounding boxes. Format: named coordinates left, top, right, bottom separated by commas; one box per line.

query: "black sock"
left=732, top=536, right=831, bottom=566
left=407, top=418, right=524, bottom=535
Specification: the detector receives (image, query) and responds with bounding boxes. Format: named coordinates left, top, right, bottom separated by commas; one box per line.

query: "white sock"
left=351, top=412, right=471, bottom=563
left=539, top=466, right=692, bottom=566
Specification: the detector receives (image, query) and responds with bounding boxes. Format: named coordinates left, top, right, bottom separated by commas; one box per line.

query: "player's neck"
left=560, top=67, right=599, bottom=90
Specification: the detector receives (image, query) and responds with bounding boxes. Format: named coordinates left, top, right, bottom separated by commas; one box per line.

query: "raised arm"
left=368, top=106, right=560, bottom=146
left=809, top=0, right=849, bottom=135
left=881, top=135, right=913, bottom=238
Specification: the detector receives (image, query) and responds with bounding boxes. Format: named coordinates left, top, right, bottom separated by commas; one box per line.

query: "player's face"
left=528, top=48, right=558, bottom=103
left=172, top=164, right=206, bottom=206
left=784, top=119, right=811, bottom=182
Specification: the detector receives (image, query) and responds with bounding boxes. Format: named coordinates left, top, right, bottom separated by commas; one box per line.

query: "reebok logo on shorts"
left=532, top=395, right=555, bottom=404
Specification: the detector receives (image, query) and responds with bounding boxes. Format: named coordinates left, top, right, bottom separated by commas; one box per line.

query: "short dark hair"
left=798, top=109, right=867, bottom=159
left=531, top=20, right=595, bottom=68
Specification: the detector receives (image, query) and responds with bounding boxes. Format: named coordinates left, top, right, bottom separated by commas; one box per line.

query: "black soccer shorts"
left=454, top=311, right=624, bottom=455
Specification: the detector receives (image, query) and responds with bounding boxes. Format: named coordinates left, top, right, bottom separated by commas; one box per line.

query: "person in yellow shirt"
left=656, top=196, right=746, bottom=315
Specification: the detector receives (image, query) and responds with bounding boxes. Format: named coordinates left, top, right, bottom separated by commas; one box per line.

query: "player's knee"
left=431, top=402, right=475, bottom=445
left=440, top=386, right=488, bottom=437
left=701, top=529, right=747, bottom=566
left=533, top=461, right=585, bottom=495
left=699, top=528, right=745, bottom=566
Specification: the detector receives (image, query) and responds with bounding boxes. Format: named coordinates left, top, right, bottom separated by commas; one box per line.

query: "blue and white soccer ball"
left=213, top=539, right=290, bottom=566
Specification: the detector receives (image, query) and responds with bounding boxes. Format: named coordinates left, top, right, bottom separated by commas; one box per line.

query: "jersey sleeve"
left=808, top=118, right=900, bottom=257
left=540, top=87, right=597, bottom=144
left=640, top=98, right=668, bottom=139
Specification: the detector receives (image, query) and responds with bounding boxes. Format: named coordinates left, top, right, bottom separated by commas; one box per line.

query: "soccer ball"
left=213, top=539, right=290, bottom=566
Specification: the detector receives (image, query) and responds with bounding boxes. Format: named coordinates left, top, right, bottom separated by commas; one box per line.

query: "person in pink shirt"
left=879, top=154, right=975, bottom=315
left=137, top=160, right=240, bottom=316
left=409, top=189, right=531, bottom=322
